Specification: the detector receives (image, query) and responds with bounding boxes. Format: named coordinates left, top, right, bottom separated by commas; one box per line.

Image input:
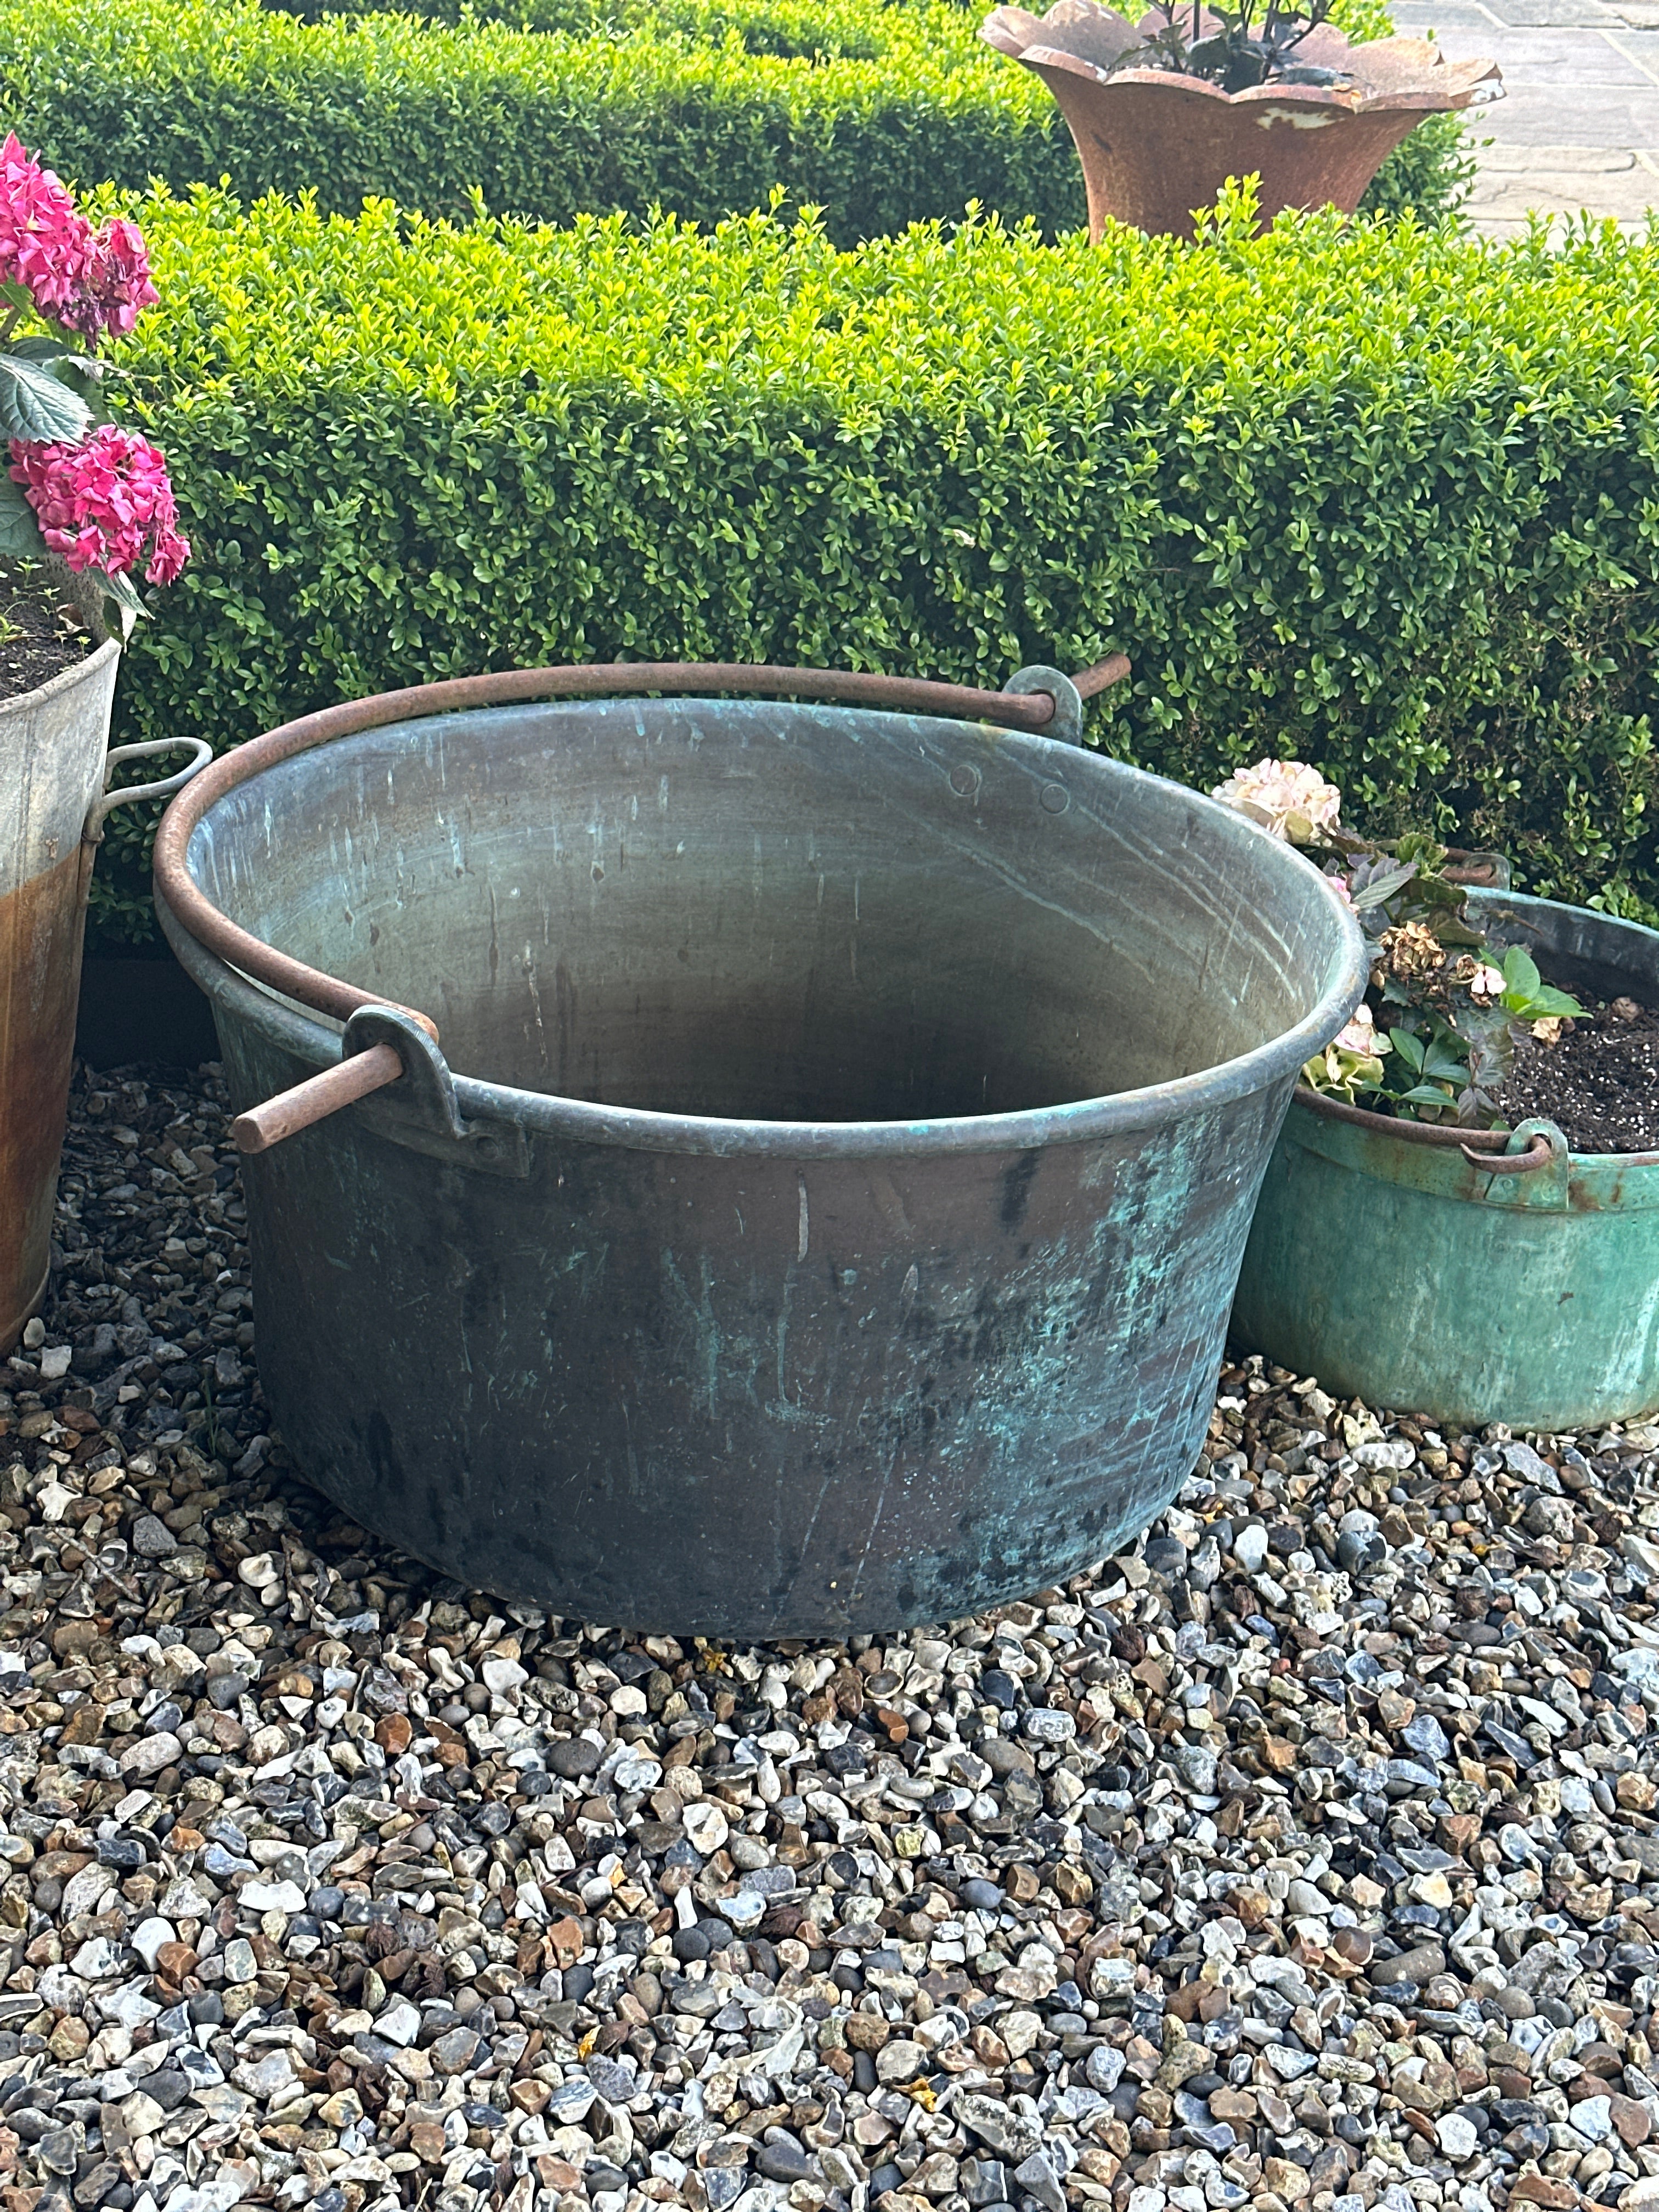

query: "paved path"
left=1391, top=0, right=1659, bottom=233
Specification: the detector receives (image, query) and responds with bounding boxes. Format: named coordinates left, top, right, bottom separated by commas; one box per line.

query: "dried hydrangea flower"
left=1380, top=919, right=1446, bottom=981
left=1210, top=758, right=1341, bottom=844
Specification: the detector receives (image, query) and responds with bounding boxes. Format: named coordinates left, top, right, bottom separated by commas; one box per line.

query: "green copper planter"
left=1232, top=890, right=1659, bottom=1431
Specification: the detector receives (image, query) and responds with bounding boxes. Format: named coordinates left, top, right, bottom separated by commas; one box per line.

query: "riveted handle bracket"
left=1003, top=665, right=1085, bottom=746
left=1465, top=1118, right=1572, bottom=1212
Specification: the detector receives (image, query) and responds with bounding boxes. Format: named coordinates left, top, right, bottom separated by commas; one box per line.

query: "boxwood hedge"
left=86, top=187, right=1659, bottom=943
left=0, top=0, right=1469, bottom=244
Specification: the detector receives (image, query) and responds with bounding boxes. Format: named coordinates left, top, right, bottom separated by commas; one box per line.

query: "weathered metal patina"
left=1, top=615, right=208, bottom=1352
left=155, top=662, right=1364, bottom=1636
left=1233, top=890, right=1659, bottom=1432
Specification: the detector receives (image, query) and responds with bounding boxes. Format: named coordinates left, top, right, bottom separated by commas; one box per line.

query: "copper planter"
left=0, top=620, right=210, bottom=1353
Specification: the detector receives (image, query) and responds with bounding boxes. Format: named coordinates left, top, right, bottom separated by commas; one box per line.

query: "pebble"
left=0, top=1063, right=1652, bottom=2212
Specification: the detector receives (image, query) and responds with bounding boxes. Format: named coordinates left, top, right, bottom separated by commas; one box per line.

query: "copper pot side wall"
left=0, top=638, right=122, bottom=1353
left=0, top=843, right=95, bottom=1349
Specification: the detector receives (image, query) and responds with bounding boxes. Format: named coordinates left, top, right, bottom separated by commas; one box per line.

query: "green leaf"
left=0, top=355, right=92, bottom=444
left=97, top=568, right=149, bottom=626
left=1423, top=1044, right=1469, bottom=1080
left=1500, top=946, right=1542, bottom=1000
left=1524, top=983, right=1583, bottom=1018
left=1386, top=1029, right=1425, bottom=1073
left=0, top=475, right=45, bottom=558
left=1348, top=859, right=1415, bottom=911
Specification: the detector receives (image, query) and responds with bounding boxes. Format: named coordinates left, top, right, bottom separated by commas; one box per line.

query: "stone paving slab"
left=1389, top=0, right=1659, bottom=231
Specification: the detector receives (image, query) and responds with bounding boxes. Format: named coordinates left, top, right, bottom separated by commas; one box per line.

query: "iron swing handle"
left=1459, top=1133, right=1554, bottom=1175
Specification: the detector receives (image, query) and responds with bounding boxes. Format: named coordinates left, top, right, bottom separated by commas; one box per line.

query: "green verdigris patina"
left=1233, top=890, right=1659, bottom=1432
left=156, top=669, right=1364, bottom=1635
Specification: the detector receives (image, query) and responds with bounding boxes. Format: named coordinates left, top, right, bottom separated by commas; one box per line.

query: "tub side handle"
left=232, top=1041, right=404, bottom=1154
left=84, top=737, right=215, bottom=842
left=231, top=1004, right=450, bottom=1155
left=1460, top=1118, right=1572, bottom=1211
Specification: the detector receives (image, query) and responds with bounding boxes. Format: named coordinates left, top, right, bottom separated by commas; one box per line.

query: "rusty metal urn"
left=981, top=1, right=1502, bottom=239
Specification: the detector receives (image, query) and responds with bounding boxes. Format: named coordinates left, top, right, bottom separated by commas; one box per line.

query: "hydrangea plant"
left=0, top=136, right=187, bottom=623
left=1213, top=761, right=1582, bottom=1126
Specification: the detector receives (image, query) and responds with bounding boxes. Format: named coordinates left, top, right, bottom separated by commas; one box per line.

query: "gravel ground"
left=2, top=1063, right=1658, bottom=2212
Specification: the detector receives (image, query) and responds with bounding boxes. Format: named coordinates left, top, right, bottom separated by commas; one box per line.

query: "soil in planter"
left=1492, top=994, right=1659, bottom=1154
left=0, top=558, right=97, bottom=703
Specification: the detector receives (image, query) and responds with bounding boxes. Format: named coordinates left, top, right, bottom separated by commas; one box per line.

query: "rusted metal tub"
left=1, top=619, right=209, bottom=1352
left=155, top=663, right=1364, bottom=1635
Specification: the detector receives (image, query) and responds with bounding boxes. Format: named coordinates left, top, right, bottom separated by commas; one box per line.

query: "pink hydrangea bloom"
left=9, top=425, right=190, bottom=585
left=0, top=139, right=157, bottom=340
left=0, top=133, right=97, bottom=326
left=60, top=218, right=159, bottom=342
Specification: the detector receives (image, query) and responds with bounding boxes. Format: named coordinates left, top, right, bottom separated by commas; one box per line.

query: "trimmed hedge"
left=0, top=0, right=1468, bottom=244
left=0, top=0, right=1083, bottom=245
left=87, top=187, right=1659, bottom=943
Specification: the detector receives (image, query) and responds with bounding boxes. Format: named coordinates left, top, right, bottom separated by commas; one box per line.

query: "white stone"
left=238, top=1553, right=280, bottom=1589
left=1436, top=2114, right=1479, bottom=2161
left=70, top=1938, right=125, bottom=1980
left=1572, top=2096, right=1613, bottom=2143
left=37, top=1346, right=71, bottom=1380
left=1232, top=1523, right=1269, bottom=1573
left=121, top=1733, right=183, bottom=1778
left=95, top=1985, right=161, bottom=2029
left=221, top=1937, right=257, bottom=1983
left=190, top=2086, right=251, bottom=2126
left=157, top=1878, right=212, bottom=1920
left=61, top=1863, right=117, bottom=1918
left=232, top=2048, right=296, bottom=2097
left=161, top=2179, right=250, bottom=2212
left=121, top=2093, right=168, bottom=2138
left=682, top=1802, right=729, bottom=1856
left=481, top=1657, right=527, bottom=1695
left=131, top=1918, right=178, bottom=1971
left=375, top=2000, right=422, bottom=2048
left=240, top=1879, right=306, bottom=1914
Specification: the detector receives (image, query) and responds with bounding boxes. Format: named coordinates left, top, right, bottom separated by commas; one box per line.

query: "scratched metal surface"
left=162, top=696, right=1364, bottom=1634
left=0, top=640, right=122, bottom=1351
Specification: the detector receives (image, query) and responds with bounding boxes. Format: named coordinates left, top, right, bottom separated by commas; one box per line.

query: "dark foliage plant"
left=1122, top=0, right=1342, bottom=92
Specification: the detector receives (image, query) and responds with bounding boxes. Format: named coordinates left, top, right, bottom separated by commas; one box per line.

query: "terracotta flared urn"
left=981, top=0, right=1502, bottom=239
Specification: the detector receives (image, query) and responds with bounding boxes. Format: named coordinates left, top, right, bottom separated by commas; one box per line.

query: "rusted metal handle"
left=1074, top=653, right=1132, bottom=699
left=1460, top=1133, right=1554, bottom=1176
left=232, top=1042, right=403, bottom=1154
